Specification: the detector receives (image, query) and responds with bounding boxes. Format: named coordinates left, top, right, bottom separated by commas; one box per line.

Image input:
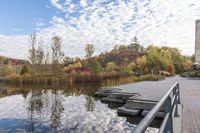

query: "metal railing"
left=132, top=82, right=180, bottom=133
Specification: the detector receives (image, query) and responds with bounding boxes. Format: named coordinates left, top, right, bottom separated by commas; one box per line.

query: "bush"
left=180, top=70, right=200, bottom=78
left=6, top=73, right=21, bottom=83
left=167, top=64, right=175, bottom=75
left=20, top=65, right=31, bottom=75
left=5, top=65, right=15, bottom=76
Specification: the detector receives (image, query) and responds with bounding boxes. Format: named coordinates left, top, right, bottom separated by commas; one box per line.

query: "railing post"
left=177, top=83, right=181, bottom=104
left=164, top=96, right=173, bottom=133
left=174, top=84, right=179, bottom=117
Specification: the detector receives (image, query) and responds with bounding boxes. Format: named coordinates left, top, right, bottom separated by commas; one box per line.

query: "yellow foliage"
left=136, top=55, right=147, bottom=68
left=183, top=60, right=192, bottom=71
left=63, top=62, right=82, bottom=71
left=6, top=73, right=20, bottom=80
left=5, top=65, right=15, bottom=76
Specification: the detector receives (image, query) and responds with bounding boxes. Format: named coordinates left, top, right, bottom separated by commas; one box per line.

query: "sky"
left=0, top=0, right=200, bottom=59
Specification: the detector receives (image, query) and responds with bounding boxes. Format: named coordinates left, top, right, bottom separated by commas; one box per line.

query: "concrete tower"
left=195, top=20, right=200, bottom=63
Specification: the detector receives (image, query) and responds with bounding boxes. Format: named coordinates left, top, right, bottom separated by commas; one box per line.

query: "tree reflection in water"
left=19, top=82, right=101, bottom=131
left=0, top=82, right=102, bottom=132
left=0, top=82, right=150, bottom=133
left=50, top=90, right=64, bottom=129
left=27, top=89, right=44, bottom=132
left=85, top=96, right=95, bottom=112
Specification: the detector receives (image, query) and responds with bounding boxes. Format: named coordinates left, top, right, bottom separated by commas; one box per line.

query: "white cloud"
left=80, top=0, right=88, bottom=7
left=1, top=0, right=200, bottom=59
left=0, top=35, right=29, bottom=59
left=36, top=18, right=46, bottom=27
left=42, top=0, right=200, bottom=56
left=50, top=0, right=66, bottom=12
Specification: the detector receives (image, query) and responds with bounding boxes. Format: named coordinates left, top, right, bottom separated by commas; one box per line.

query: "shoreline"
left=4, top=74, right=165, bottom=86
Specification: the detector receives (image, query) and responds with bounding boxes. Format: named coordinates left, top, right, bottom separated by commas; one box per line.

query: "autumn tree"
left=63, top=56, right=74, bottom=66
left=0, top=56, right=4, bottom=64
left=167, top=64, right=175, bottom=75
left=183, top=60, right=192, bottom=71
left=147, top=46, right=172, bottom=73
left=136, top=55, right=147, bottom=73
left=105, top=62, right=118, bottom=71
left=125, top=61, right=136, bottom=74
left=118, top=44, right=127, bottom=50
left=5, top=64, right=15, bottom=76
left=20, top=65, right=31, bottom=75
left=91, top=60, right=103, bottom=74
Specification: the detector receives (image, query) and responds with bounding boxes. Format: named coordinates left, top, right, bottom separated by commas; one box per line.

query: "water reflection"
left=85, top=96, right=95, bottom=112
left=50, top=90, right=64, bottom=129
left=0, top=83, right=157, bottom=133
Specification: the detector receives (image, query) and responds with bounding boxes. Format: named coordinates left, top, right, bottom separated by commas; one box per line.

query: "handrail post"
left=164, top=96, right=173, bottom=133
left=174, top=84, right=179, bottom=117
left=177, top=83, right=181, bottom=104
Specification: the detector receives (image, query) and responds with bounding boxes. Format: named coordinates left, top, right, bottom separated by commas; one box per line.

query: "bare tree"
left=35, top=40, right=45, bottom=73
left=44, top=49, right=50, bottom=65
left=28, top=33, right=37, bottom=73
left=85, top=44, right=94, bottom=69
left=85, top=44, right=94, bottom=59
left=28, top=33, right=37, bottom=64
left=51, top=36, right=64, bottom=74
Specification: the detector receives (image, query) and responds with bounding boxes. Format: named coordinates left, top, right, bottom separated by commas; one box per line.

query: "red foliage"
left=65, top=67, right=91, bottom=74
left=167, top=64, right=175, bottom=75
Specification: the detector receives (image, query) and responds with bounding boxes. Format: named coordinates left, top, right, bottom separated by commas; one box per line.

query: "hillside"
left=96, top=47, right=145, bottom=67
left=0, top=55, right=27, bottom=65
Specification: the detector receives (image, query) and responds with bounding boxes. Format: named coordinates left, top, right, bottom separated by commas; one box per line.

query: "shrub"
left=5, top=65, right=15, bottom=76
left=167, top=64, right=175, bottom=75
left=20, top=65, right=31, bottom=75
left=91, top=60, right=103, bottom=74
left=105, top=62, right=118, bottom=71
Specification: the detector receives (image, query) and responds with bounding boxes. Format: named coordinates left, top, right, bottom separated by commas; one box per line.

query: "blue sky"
left=0, top=0, right=200, bottom=59
left=0, top=0, right=56, bottom=35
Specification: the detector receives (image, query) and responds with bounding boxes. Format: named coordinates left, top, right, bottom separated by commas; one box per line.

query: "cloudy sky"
left=0, top=0, right=200, bottom=59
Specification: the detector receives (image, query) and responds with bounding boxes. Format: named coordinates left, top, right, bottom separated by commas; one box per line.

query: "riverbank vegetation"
left=180, top=70, right=200, bottom=78
left=2, top=34, right=193, bottom=84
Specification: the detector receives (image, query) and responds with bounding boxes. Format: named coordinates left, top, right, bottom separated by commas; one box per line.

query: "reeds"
left=5, top=73, right=165, bottom=86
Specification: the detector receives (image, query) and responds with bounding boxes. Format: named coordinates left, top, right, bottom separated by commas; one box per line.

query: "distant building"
left=194, top=20, right=200, bottom=69
left=195, top=20, right=200, bottom=63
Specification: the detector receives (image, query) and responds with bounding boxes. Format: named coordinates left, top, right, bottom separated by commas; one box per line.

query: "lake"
left=0, top=83, right=157, bottom=133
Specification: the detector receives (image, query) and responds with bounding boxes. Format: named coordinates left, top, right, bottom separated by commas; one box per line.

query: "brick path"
left=178, top=77, right=200, bottom=133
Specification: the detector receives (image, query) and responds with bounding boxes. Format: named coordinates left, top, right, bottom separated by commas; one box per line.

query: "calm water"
left=0, top=83, right=157, bottom=133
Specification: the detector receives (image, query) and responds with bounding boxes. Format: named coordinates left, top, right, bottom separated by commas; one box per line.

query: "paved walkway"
left=178, top=77, right=200, bottom=133
left=113, top=77, right=178, bottom=102
left=113, top=76, right=200, bottom=132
